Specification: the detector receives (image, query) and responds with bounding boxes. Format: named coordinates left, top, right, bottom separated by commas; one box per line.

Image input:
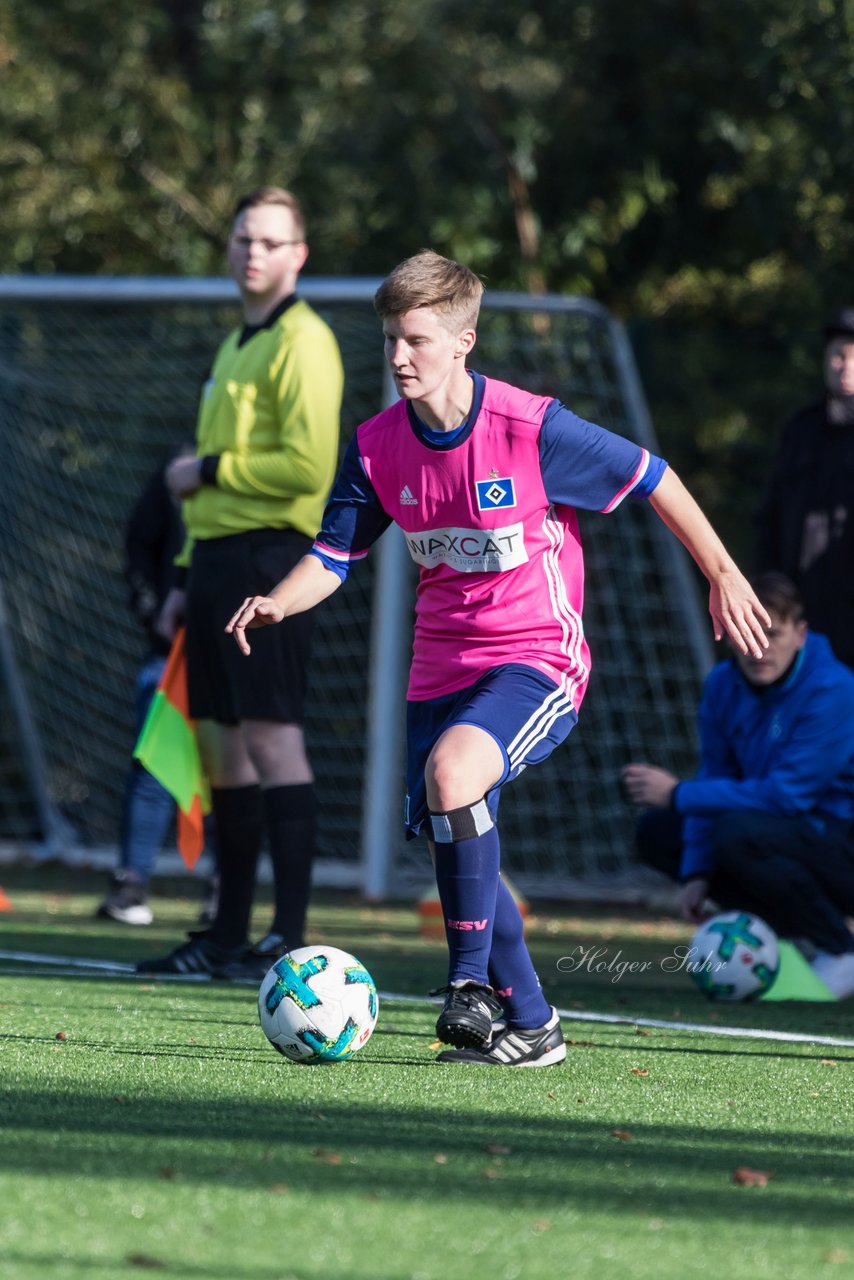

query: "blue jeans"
left=119, top=656, right=177, bottom=883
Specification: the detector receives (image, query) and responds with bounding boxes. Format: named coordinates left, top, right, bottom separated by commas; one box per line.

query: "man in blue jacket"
left=622, top=572, right=854, bottom=999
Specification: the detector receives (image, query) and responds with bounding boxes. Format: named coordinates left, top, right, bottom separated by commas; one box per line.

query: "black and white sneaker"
left=136, top=930, right=243, bottom=977
left=215, top=933, right=291, bottom=983
left=437, top=1007, right=566, bottom=1067
left=96, top=870, right=153, bottom=926
left=433, top=980, right=502, bottom=1050
left=253, top=931, right=293, bottom=958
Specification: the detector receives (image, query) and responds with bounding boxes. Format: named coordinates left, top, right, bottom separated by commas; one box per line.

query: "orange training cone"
left=0, top=885, right=13, bottom=912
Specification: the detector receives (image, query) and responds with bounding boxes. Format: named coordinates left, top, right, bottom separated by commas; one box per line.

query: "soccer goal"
left=0, top=276, right=713, bottom=900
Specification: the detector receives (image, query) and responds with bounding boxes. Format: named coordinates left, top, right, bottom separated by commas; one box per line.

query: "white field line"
left=1, top=951, right=852, bottom=1049
left=386, top=990, right=854, bottom=1050
left=0, top=949, right=136, bottom=973
left=554, top=1006, right=854, bottom=1048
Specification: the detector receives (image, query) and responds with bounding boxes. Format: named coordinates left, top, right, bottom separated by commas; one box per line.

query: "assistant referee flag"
left=133, top=628, right=209, bottom=869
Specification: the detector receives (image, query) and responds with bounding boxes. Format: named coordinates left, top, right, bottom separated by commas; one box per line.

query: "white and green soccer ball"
left=258, top=945, right=379, bottom=1064
left=689, top=911, right=780, bottom=1001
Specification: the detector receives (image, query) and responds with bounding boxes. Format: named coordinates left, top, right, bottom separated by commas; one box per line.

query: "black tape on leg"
left=429, top=799, right=494, bottom=844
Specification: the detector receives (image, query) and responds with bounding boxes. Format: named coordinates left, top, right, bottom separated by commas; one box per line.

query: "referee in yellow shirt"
left=139, top=187, right=343, bottom=979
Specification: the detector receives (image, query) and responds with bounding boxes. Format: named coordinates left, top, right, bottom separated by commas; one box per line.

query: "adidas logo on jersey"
left=399, top=485, right=418, bottom=505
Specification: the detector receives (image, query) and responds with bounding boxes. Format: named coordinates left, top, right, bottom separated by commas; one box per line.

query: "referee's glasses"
left=231, top=236, right=303, bottom=253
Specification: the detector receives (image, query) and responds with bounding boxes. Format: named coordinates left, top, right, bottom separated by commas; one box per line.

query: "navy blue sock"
left=431, top=807, right=500, bottom=987
left=488, top=878, right=552, bottom=1028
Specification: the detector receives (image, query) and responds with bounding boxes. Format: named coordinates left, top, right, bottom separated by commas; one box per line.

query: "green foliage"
left=4, top=0, right=851, bottom=296
left=2, top=0, right=853, bottom=546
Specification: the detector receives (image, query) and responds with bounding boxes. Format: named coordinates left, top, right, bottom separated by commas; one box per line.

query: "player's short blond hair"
left=232, top=187, right=305, bottom=240
left=374, top=251, right=484, bottom=333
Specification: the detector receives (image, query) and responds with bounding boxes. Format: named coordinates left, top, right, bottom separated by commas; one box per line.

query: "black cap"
left=824, top=308, right=854, bottom=340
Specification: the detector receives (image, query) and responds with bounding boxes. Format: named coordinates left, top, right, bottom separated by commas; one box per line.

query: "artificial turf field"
left=0, top=864, right=852, bottom=1280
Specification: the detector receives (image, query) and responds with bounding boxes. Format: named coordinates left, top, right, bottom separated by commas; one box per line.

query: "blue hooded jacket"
left=675, top=632, right=854, bottom=880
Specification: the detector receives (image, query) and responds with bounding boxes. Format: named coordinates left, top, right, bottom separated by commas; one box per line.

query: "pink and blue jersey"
left=311, top=372, right=666, bottom=705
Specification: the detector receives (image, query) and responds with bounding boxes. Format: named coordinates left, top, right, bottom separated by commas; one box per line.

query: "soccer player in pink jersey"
left=227, top=251, right=770, bottom=1067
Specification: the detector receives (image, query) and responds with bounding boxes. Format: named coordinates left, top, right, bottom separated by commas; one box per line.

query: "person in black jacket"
left=96, top=451, right=217, bottom=925
left=755, top=309, right=854, bottom=668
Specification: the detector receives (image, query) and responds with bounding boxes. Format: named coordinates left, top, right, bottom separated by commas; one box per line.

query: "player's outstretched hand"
left=708, top=571, right=771, bottom=659
left=226, top=596, right=285, bottom=655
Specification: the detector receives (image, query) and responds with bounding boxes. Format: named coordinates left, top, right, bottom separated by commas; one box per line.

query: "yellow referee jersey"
left=178, top=299, right=343, bottom=562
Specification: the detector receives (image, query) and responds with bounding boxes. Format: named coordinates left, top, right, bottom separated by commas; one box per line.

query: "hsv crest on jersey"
left=475, top=476, right=517, bottom=511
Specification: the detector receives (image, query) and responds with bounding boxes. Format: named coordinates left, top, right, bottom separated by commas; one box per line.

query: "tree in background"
left=1, top=0, right=852, bottom=559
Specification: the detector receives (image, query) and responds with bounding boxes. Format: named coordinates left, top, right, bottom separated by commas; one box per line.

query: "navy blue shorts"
left=404, top=663, right=578, bottom=839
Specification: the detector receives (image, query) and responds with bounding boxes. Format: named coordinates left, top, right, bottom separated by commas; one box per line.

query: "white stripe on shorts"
left=507, top=686, right=574, bottom=771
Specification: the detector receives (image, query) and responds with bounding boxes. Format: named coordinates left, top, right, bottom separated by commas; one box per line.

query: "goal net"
left=0, top=279, right=712, bottom=899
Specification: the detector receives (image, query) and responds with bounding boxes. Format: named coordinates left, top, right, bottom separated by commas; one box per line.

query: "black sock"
left=263, top=783, right=316, bottom=948
left=208, top=784, right=264, bottom=949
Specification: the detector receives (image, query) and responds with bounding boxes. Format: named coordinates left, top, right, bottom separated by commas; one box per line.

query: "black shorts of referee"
left=185, top=527, right=314, bottom=725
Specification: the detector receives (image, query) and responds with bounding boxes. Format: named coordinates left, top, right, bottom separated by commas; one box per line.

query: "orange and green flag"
left=134, top=628, right=209, bottom=869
